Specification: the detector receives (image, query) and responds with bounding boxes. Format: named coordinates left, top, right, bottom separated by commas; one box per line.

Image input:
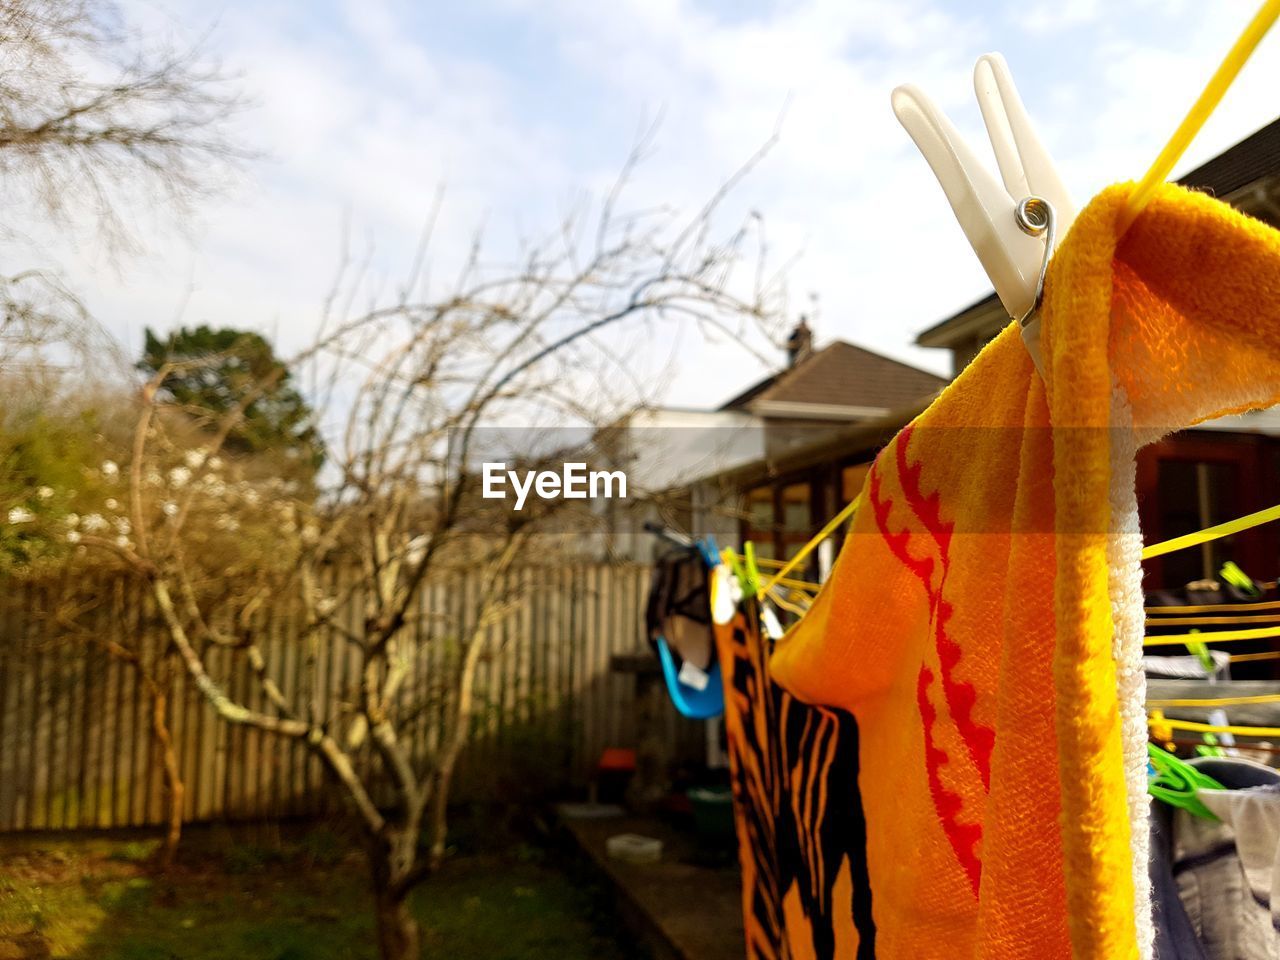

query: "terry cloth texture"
left=760, top=182, right=1280, bottom=959
left=714, top=596, right=876, bottom=960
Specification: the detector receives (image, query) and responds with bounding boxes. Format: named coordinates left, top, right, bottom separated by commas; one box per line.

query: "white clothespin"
left=892, top=54, right=1076, bottom=378
left=711, top=563, right=736, bottom=625
left=760, top=602, right=784, bottom=641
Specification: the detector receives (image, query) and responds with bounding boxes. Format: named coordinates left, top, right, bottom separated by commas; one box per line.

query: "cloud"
left=1014, top=0, right=1105, bottom=35
left=8, top=0, right=1280, bottom=411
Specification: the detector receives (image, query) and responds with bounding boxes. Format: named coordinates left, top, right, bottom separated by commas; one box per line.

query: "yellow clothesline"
left=760, top=492, right=863, bottom=595
left=1108, top=502, right=1280, bottom=643
left=719, top=547, right=822, bottom=593
left=1145, top=614, right=1280, bottom=627
left=1147, top=693, right=1280, bottom=708
left=1147, top=599, right=1280, bottom=615
left=1230, top=651, right=1280, bottom=664
left=768, top=588, right=811, bottom=618
left=742, top=385, right=1280, bottom=619
left=1141, top=503, right=1280, bottom=560
left=1119, top=0, right=1280, bottom=234
left=752, top=556, right=800, bottom=570
left=1149, top=716, right=1280, bottom=739
left=1144, top=624, right=1280, bottom=647
left=763, top=493, right=1280, bottom=607
left=765, top=573, right=822, bottom=593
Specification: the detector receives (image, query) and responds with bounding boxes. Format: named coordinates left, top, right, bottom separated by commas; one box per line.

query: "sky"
left=18, top=0, right=1280, bottom=409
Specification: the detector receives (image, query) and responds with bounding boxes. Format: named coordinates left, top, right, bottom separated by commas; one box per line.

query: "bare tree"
left=0, top=0, right=244, bottom=248
left=0, top=269, right=130, bottom=396
left=76, top=145, right=787, bottom=959
left=0, top=2, right=241, bottom=863
left=0, top=0, right=243, bottom=419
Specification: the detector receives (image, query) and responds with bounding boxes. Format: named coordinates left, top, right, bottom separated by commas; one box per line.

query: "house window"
left=841, top=463, right=870, bottom=502
left=1138, top=433, right=1279, bottom=590
left=739, top=480, right=819, bottom=565
left=1156, top=459, right=1240, bottom=587
left=743, top=486, right=776, bottom=560
left=738, top=462, right=875, bottom=577
left=780, top=483, right=812, bottom=560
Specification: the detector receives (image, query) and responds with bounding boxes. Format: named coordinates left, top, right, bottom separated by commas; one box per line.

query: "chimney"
left=786, top=317, right=813, bottom=367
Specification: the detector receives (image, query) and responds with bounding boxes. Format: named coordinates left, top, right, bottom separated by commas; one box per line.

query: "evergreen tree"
left=139, top=325, right=323, bottom=469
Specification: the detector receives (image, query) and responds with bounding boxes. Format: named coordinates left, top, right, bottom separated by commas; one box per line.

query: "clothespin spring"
left=1013, top=195, right=1056, bottom=377
left=1014, top=196, right=1055, bottom=327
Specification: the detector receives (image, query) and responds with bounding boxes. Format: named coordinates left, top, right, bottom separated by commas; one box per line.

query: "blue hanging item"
left=655, top=636, right=724, bottom=719
left=643, top=525, right=724, bottom=719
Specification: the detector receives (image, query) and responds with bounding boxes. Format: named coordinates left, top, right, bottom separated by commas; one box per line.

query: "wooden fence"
left=0, top=563, right=704, bottom=832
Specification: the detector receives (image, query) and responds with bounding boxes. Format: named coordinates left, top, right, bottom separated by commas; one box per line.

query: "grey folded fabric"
left=1143, top=652, right=1232, bottom=680
left=1169, top=760, right=1280, bottom=960
left=1151, top=797, right=1211, bottom=960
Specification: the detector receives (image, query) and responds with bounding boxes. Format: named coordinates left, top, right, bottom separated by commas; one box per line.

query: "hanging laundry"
left=646, top=546, right=716, bottom=671
left=1167, top=757, right=1280, bottom=960
left=750, top=183, right=1280, bottom=959
left=714, top=594, right=875, bottom=960
left=1148, top=754, right=1280, bottom=958
left=1143, top=652, right=1232, bottom=681
left=1149, top=798, right=1210, bottom=960
left=645, top=543, right=725, bottom=719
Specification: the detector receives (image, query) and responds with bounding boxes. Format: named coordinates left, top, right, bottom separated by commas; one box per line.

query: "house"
left=713, top=326, right=947, bottom=562
left=719, top=319, right=948, bottom=456
left=608, top=324, right=947, bottom=564
left=916, top=117, right=1280, bottom=589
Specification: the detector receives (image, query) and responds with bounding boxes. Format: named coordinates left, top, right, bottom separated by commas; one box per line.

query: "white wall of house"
left=591, top=408, right=764, bottom=562
left=620, top=408, right=766, bottom=491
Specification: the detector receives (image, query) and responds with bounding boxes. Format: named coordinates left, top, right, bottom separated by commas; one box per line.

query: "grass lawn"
left=0, top=824, right=634, bottom=959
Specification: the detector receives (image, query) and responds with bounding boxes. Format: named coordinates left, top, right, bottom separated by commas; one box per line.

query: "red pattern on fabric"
left=917, top=666, right=982, bottom=895
left=868, top=468, right=934, bottom=586
left=891, top=429, right=995, bottom=788
left=870, top=434, right=990, bottom=892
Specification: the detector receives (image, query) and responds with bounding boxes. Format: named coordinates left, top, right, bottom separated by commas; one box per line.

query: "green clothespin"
left=1148, top=742, right=1225, bottom=820
left=1184, top=628, right=1214, bottom=675
left=1195, top=732, right=1225, bottom=758
left=1220, top=561, right=1262, bottom=598
left=741, top=541, right=762, bottom=599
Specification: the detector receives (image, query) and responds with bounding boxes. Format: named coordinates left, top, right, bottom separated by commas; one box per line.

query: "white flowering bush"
left=1, top=387, right=320, bottom=875
left=2, top=399, right=312, bottom=588
left=0, top=410, right=114, bottom=574
left=88, top=438, right=307, bottom=583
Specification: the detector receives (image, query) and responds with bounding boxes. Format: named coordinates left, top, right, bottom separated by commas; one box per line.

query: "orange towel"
left=761, top=182, right=1280, bottom=958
